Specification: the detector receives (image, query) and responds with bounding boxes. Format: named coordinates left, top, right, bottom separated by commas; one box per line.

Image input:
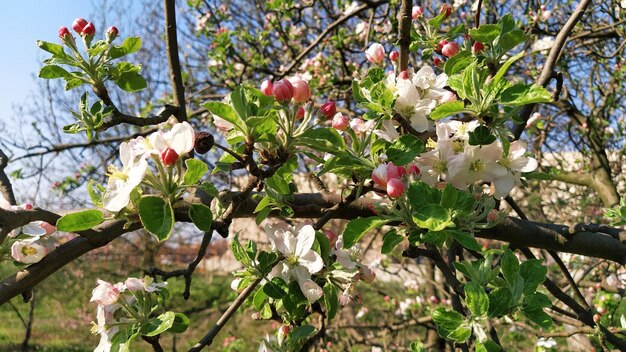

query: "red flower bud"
left=440, top=4, right=452, bottom=17
left=399, top=70, right=410, bottom=80
left=296, top=106, right=305, bottom=120
left=412, top=6, right=423, bottom=19
left=387, top=178, right=405, bottom=198
left=106, top=26, right=119, bottom=41
left=72, top=18, right=88, bottom=33
left=23, top=203, right=34, bottom=210
left=331, top=113, right=349, bottom=131
left=272, top=79, right=294, bottom=103
left=408, top=164, right=420, bottom=176
left=81, top=22, right=96, bottom=36
left=441, top=42, right=459, bottom=58
left=437, top=39, right=448, bottom=51
left=472, top=41, right=485, bottom=54
left=290, top=77, right=311, bottom=103
left=433, top=58, right=442, bottom=67
left=389, top=50, right=399, bottom=62
left=319, top=101, right=336, bottom=119
left=593, top=314, right=601, bottom=323
left=58, top=26, right=71, bottom=39
left=260, top=80, right=273, bottom=96
left=397, top=166, right=407, bottom=176
left=161, top=147, right=179, bottom=166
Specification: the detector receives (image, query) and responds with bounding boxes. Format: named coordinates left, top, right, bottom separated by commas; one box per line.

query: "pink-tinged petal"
left=492, top=174, right=516, bottom=199
left=0, top=196, right=11, bottom=210
left=292, top=265, right=312, bottom=282
left=148, top=131, right=168, bottom=153
left=283, top=231, right=297, bottom=255
left=508, top=140, right=527, bottom=159
left=298, top=279, right=323, bottom=303
left=333, top=249, right=357, bottom=269
left=410, top=113, right=429, bottom=132
left=168, top=122, right=195, bottom=155
left=295, top=225, right=316, bottom=257
left=21, top=222, right=47, bottom=236
left=298, top=250, right=324, bottom=274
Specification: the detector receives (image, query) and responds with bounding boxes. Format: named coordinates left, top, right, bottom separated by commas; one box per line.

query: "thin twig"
left=164, top=0, right=188, bottom=122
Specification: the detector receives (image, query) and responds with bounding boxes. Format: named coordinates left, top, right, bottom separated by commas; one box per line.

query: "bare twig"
left=164, top=0, right=188, bottom=122
left=0, top=148, right=16, bottom=205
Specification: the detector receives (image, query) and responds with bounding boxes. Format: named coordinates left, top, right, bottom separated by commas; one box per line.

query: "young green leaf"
left=188, top=203, right=213, bottom=232
left=56, top=209, right=104, bottom=232
left=139, top=196, right=175, bottom=241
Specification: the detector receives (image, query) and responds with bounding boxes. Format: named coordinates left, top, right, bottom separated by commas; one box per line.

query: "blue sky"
left=0, top=1, right=97, bottom=123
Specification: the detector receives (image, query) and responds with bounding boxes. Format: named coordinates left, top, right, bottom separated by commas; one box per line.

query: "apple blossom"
left=386, top=178, right=405, bottom=198
left=102, top=155, right=148, bottom=212
left=265, top=224, right=324, bottom=302
left=93, top=304, right=120, bottom=352
left=373, top=120, right=400, bottom=142
left=433, top=57, right=442, bottom=66
left=0, top=198, right=48, bottom=237
left=90, top=279, right=121, bottom=306
left=319, top=101, right=337, bottom=119
left=11, top=238, right=48, bottom=264
left=289, top=77, right=311, bottom=103
left=260, top=80, right=273, bottom=96
left=412, top=6, right=423, bottom=19
left=349, top=118, right=375, bottom=135
left=371, top=162, right=401, bottom=188
left=331, top=113, right=349, bottom=131
left=447, top=143, right=508, bottom=189
left=150, top=121, right=195, bottom=159
left=472, top=41, right=485, bottom=54
left=441, top=91, right=457, bottom=103
left=491, top=141, right=538, bottom=199
left=441, top=41, right=460, bottom=57
left=72, top=18, right=88, bottom=33
left=365, top=43, right=385, bottom=65
left=272, top=79, right=294, bottom=102
left=82, top=22, right=96, bottom=36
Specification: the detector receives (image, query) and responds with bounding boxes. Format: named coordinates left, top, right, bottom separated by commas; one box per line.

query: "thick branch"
left=0, top=149, right=16, bottom=205
left=397, top=0, right=412, bottom=71
left=164, top=0, right=188, bottom=122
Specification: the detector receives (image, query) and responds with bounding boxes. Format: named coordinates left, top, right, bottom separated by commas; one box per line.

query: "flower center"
left=107, top=166, right=128, bottom=181
left=286, top=255, right=299, bottom=266
left=434, top=160, right=447, bottom=174
left=21, top=246, right=38, bottom=256
left=500, top=157, right=511, bottom=169
left=451, top=140, right=465, bottom=153
left=469, top=159, right=486, bottom=173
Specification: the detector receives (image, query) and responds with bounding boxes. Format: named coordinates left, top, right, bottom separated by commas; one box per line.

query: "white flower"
left=266, top=224, right=324, bottom=302
left=331, top=235, right=361, bottom=270
left=414, top=142, right=455, bottom=186
left=343, top=1, right=359, bottom=15
left=531, top=37, right=554, bottom=53
left=149, top=121, right=195, bottom=156
left=536, top=337, right=557, bottom=348
left=93, top=304, right=120, bottom=352
left=102, top=158, right=148, bottom=212
left=0, top=198, right=47, bottom=237
left=91, top=279, right=121, bottom=306
left=447, top=143, right=508, bottom=189
left=373, top=120, right=400, bottom=142
left=621, top=0, right=626, bottom=9
left=355, top=307, right=368, bottom=319
left=10, top=237, right=48, bottom=264
left=492, top=141, right=538, bottom=199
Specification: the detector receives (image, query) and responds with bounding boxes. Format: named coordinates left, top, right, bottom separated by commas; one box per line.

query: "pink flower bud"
left=22, top=203, right=34, bottom=210
left=320, top=101, right=336, bottom=119
left=387, top=178, right=405, bottom=198
left=397, top=166, right=407, bottom=176
left=472, top=41, right=485, bottom=54
left=365, top=43, right=385, bottom=65
left=81, top=22, right=96, bottom=36
left=429, top=295, right=439, bottom=304
left=487, top=210, right=499, bottom=222
left=408, top=164, right=420, bottom=176
left=279, top=325, right=291, bottom=335
left=441, top=42, right=459, bottom=58
left=389, top=50, right=399, bottom=62
left=593, top=314, right=601, bottom=323
left=437, top=39, right=447, bottom=51
left=161, top=147, right=179, bottom=166
left=323, top=230, right=338, bottom=247
left=441, top=91, right=457, bottom=103
left=412, top=6, right=423, bottom=19
left=331, top=113, right=349, bottom=131
left=58, top=26, right=71, bottom=39
left=372, top=162, right=401, bottom=188
left=41, top=222, right=56, bottom=235
left=433, top=58, right=442, bottom=66
left=72, top=18, right=88, bottom=33
left=440, top=4, right=452, bottom=17
left=106, top=26, right=119, bottom=41
left=289, top=77, right=311, bottom=103
left=272, top=79, right=294, bottom=103
left=296, top=106, right=305, bottom=120
left=399, top=70, right=410, bottom=80
left=260, top=80, right=273, bottom=96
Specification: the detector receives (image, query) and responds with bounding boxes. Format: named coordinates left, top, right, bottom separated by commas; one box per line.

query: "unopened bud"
left=58, top=26, right=71, bottom=39
left=106, top=26, right=119, bottom=41
left=441, top=42, right=459, bottom=58
left=161, top=147, right=179, bottom=166
left=320, top=101, right=336, bottom=119
left=440, top=4, right=452, bottom=17
left=72, top=18, right=88, bottom=33
left=296, top=106, right=305, bottom=120
left=272, top=79, right=294, bottom=103
left=389, top=50, right=399, bottom=62
left=387, top=178, right=405, bottom=198
left=81, top=22, right=96, bottom=36
left=412, top=6, right=423, bottom=19
left=260, top=80, right=273, bottom=96
left=472, top=41, right=485, bottom=54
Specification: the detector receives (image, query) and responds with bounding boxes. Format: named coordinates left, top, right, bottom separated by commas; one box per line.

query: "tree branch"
left=164, top=0, right=188, bottom=122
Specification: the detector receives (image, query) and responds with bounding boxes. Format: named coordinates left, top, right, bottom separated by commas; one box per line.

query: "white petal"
left=295, top=225, right=316, bottom=257
left=492, top=174, right=516, bottom=199
left=299, top=279, right=323, bottom=303
left=298, top=250, right=324, bottom=274
left=149, top=131, right=168, bottom=153
left=21, top=223, right=47, bottom=236
left=511, top=157, right=538, bottom=173
left=168, top=122, right=195, bottom=155
left=119, top=141, right=132, bottom=167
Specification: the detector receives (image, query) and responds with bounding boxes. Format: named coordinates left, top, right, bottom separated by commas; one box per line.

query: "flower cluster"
left=90, top=276, right=168, bottom=352
left=414, top=121, right=538, bottom=198
left=102, top=122, right=195, bottom=212
left=0, top=198, right=57, bottom=264
left=385, top=66, right=450, bottom=132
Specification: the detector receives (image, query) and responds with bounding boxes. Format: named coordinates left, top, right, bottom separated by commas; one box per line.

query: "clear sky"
left=0, top=1, right=97, bottom=123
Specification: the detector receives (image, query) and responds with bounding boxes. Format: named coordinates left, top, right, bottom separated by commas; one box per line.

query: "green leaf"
left=298, top=128, right=346, bottom=154
left=202, top=101, right=242, bottom=129
left=476, top=340, right=502, bottom=352
left=413, top=204, right=453, bottom=231
left=521, top=304, right=552, bottom=329
left=263, top=277, right=288, bottom=299
left=519, top=260, right=547, bottom=295
left=169, top=313, right=190, bottom=333
left=469, top=24, right=501, bottom=43
left=38, top=65, right=71, bottom=79
left=140, top=311, right=175, bottom=336
left=231, top=234, right=251, bottom=266
left=36, top=40, right=68, bottom=57
left=253, top=287, right=267, bottom=310
left=488, top=287, right=513, bottom=317
left=183, top=159, right=208, bottom=185
left=448, top=326, right=472, bottom=343
left=430, top=101, right=466, bottom=120
left=410, top=341, right=425, bottom=352
left=488, top=52, right=523, bottom=90
left=139, top=196, right=175, bottom=241
left=468, top=125, right=496, bottom=146
left=440, top=184, right=459, bottom=209
left=260, top=303, right=272, bottom=319
left=443, top=51, right=474, bottom=76
left=500, top=250, right=520, bottom=285
left=342, top=217, right=386, bottom=249
left=386, top=134, right=425, bottom=165
left=450, top=230, right=482, bottom=252
left=108, top=37, right=142, bottom=59
left=115, top=70, right=147, bottom=92
left=500, top=84, right=553, bottom=106
left=381, top=230, right=404, bottom=254
left=499, top=29, right=527, bottom=53
left=465, top=282, right=489, bottom=318
left=188, top=203, right=213, bottom=232
left=56, top=209, right=104, bottom=232
left=290, top=325, right=316, bottom=340
left=323, top=284, right=339, bottom=320
left=199, top=182, right=219, bottom=197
